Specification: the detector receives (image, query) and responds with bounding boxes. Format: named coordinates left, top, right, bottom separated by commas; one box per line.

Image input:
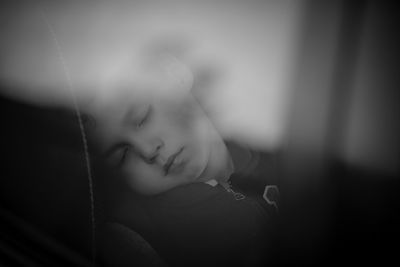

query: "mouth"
left=163, top=147, right=184, bottom=176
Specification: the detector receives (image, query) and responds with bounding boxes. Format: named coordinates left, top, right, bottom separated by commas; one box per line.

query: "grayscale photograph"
left=0, top=0, right=398, bottom=266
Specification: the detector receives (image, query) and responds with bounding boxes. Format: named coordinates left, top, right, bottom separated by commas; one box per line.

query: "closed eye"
left=119, top=146, right=131, bottom=165
left=136, top=105, right=152, bottom=129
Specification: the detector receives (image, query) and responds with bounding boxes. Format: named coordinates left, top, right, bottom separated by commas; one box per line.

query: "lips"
left=163, top=147, right=184, bottom=176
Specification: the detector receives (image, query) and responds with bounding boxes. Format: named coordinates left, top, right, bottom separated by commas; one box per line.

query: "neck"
left=198, top=137, right=233, bottom=183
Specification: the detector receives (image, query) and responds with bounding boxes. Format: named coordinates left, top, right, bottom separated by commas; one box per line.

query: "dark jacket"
left=102, top=141, right=280, bottom=266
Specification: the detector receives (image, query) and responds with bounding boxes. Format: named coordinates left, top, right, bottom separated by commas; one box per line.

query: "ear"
left=140, top=36, right=195, bottom=94
left=160, top=55, right=194, bottom=94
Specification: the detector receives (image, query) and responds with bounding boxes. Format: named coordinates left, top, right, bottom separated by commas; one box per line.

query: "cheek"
left=161, top=97, right=199, bottom=130
left=175, top=102, right=197, bottom=129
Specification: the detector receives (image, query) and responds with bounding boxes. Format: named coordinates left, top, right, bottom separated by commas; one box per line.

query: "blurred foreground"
left=0, top=0, right=399, bottom=266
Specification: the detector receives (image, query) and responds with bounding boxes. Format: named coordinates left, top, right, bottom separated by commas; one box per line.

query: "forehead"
left=92, top=83, right=185, bottom=119
left=85, top=41, right=193, bottom=114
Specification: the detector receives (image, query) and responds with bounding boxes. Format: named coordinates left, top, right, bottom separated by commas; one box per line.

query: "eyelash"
left=136, top=106, right=151, bottom=129
left=119, top=146, right=131, bottom=165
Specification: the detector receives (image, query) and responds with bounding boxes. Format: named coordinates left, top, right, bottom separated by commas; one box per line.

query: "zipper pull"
left=232, top=191, right=246, bottom=200
left=221, top=181, right=246, bottom=200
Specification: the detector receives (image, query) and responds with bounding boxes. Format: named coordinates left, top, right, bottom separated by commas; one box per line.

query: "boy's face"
left=90, top=86, right=228, bottom=195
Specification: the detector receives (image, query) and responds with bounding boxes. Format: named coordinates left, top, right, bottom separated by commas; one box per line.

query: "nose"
left=137, top=138, right=164, bottom=164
